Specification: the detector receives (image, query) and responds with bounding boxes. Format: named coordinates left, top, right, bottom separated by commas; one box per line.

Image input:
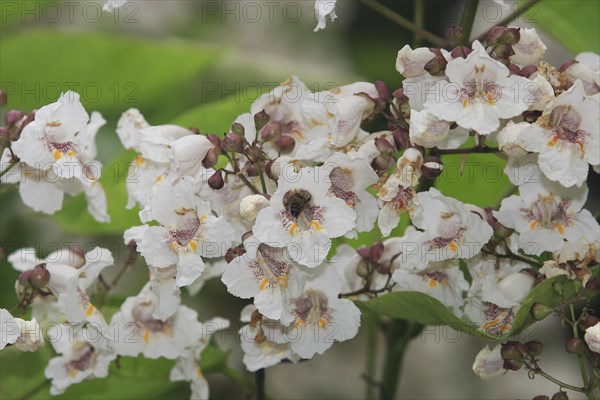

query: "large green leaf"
left=0, top=30, right=224, bottom=120
left=531, top=0, right=600, bottom=54
left=358, top=270, right=594, bottom=340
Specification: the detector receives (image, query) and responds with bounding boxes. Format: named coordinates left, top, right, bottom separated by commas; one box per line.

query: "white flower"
left=103, top=0, right=127, bottom=12
left=323, top=152, right=379, bottom=233
left=116, top=108, right=149, bottom=151
left=407, top=188, right=493, bottom=268
left=110, top=283, right=206, bottom=359
left=497, top=121, right=530, bottom=157
left=170, top=317, right=229, bottom=400
left=540, top=238, right=598, bottom=285
left=516, top=80, right=600, bottom=187
left=585, top=322, right=600, bottom=353
left=509, top=28, right=547, bottom=66
left=240, top=194, right=270, bottom=222
left=396, top=45, right=436, bottom=78
left=377, top=186, right=418, bottom=237
left=409, top=110, right=469, bottom=149
left=138, top=177, right=235, bottom=287
left=526, top=75, right=555, bottom=112
left=378, top=148, right=423, bottom=201
left=314, top=0, right=337, bottom=32
left=0, top=309, right=44, bottom=352
left=494, top=177, right=598, bottom=255
left=45, top=324, right=115, bottom=395
left=222, top=235, right=308, bottom=324
left=564, top=52, right=600, bottom=96
left=12, top=91, right=91, bottom=182
left=239, top=305, right=300, bottom=371
left=424, top=41, right=531, bottom=134
left=253, top=164, right=356, bottom=267
left=472, top=345, right=507, bottom=381
left=275, top=266, right=360, bottom=359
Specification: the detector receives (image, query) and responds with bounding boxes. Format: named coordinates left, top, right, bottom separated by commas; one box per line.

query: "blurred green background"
left=1, top=0, right=599, bottom=398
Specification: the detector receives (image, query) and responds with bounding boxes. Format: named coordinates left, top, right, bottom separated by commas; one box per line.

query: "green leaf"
left=357, top=271, right=594, bottom=340
left=531, top=0, right=600, bottom=54
left=0, top=30, right=225, bottom=120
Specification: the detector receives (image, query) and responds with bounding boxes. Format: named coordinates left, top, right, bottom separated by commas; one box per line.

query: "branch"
left=435, top=145, right=502, bottom=156
left=360, top=0, right=449, bottom=48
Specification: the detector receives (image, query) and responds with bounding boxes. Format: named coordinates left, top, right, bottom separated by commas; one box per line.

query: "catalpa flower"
left=409, top=110, right=469, bottom=149
left=424, top=41, right=531, bottom=134
left=0, top=309, right=44, bottom=352
left=45, top=324, right=116, bottom=395
left=539, top=238, right=598, bottom=285
left=516, top=80, right=600, bottom=187
left=138, top=178, right=235, bottom=287
left=314, top=0, right=337, bottom=32
left=472, top=344, right=507, bottom=381
left=222, top=235, right=308, bottom=324
left=378, top=186, right=418, bottom=237
left=239, top=305, right=300, bottom=371
left=275, top=266, right=360, bottom=359
left=12, top=91, right=91, bottom=182
left=564, top=52, right=600, bottom=96
left=509, top=27, right=547, bottom=66
left=494, top=177, right=598, bottom=255
left=585, top=322, right=600, bottom=354
left=396, top=45, right=436, bottom=78
left=253, top=164, right=356, bottom=267
left=111, top=283, right=206, bottom=359
left=406, top=188, right=493, bottom=268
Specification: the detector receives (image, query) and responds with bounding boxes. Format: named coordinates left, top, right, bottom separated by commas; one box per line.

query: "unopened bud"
left=231, top=122, right=245, bottom=137
left=565, top=338, right=586, bottom=355
left=225, top=247, right=246, bottom=263
left=501, top=341, right=527, bottom=361
left=202, top=148, right=219, bottom=168
left=5, top=110, right=23, bottom=126
left=450, top=46, right=471, bottom=59
left=446, top=25, right=464, bottom=42
left=0, top=90, right=7, bottom=106
left=18, top=269, right=32, bottom=286
left=374, top=80, right=390, bottom=99
left=30, top=263, right=50, bottom=290
left=245, top=163, right=258, bottom=177
left=422, top=156, right=444, bottom=179
left=499, top=27, right=520, bottom=45
left=392, top=88, right=408, bottom=102
left=260, top=122, right=282, bottom=142
left=207, top=170, right=224, bottom=190
left=371, top=154, right=391, bottom=171
left=531, top=303, right=554, bottom=321
left=486, top=26, right=506, bottom=44
left=206, top=134, right=222, bottom=154
left=525, top=341, right=544, bottom=356
left=240, top=194, right=270, bottom=221
left=552, top=282, right=563, bottom=297
left=356, top=260, right=369, bottom=278
left=550, top=391, right=568, bottom=400
left=222, top=132, right=245, bottom=153
left=493, top=44, right=515, bottom=59
left=370, top=242, right=384, bottom=262
left=558, top=59, right=578, bottom=72
left=503, top=359, right=523, bottom=371
left=521, top=65, right=538, bottom=77
left=484, top=207, right=514, bottom=239
left=424, top=49, right=448, bottom=75
left=581, top=315, right=600, bottom=330
left=375, top=136, right=394, bottom=154
left=392, top=129, right=409, bottom=150
left=274, top=135, right=295, bottom=153
left=254, top=110, right=270, bottom=133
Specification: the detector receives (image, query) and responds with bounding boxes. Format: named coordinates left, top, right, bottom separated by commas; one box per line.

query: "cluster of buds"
left=16, top=263, right=51, bottom=310
left=500, top=340, right=543, bottom=371
left=0, top=91, right=34, bottom=150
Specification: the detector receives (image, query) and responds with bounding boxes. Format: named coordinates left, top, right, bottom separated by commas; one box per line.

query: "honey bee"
left=283, top=189, right=312, bottom=218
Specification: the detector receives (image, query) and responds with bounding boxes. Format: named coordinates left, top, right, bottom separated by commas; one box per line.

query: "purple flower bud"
left=446, top=26, right=465, bottom=42
left=202, top=148, right=219, bottom=168
left=222, top=132, right=245, bottom=153
left=508, top=63, right=523, bottom=76
left=392, top=129, right=409, bottom=151
left=231, top=122, right=245, bottom=137
left=274, top=135, right=295, bottom=153
left=0, top=127, right=9, bottom=143
left=501, top=341, right=527, bottom=361
left=450, top=46, right=471, bottom=59
left=580, top=315, right=600, bottom=330
left=422, top=156, right=444, bottom=179
left=369, top=242, right=384, bottom=262
left=486, top=26, right=506, bottom=44
left=5, top=110, right=23, bottom=126
left=18, top=269, right=32, bottom=286
left=499, top=27, right=520, bottom=45
left=550, top=391, right=568, bottom=400
left=207, top=170, right=224, bottom=190
left=521, top=65, right=539, bottom=77
left=502, top=359, right=523, bottom=371
left=225, top=247, right=246, bottom=263
left=424, top=48, right=448, bottom=75
left=254, top=110, right=270, bottom=133
left=585, top=277, right=600, bottom=292
left=525, top=341, right=544, bottom=356
left=493, top=44, right=515, bottom=59
left=565, top=338, right=586, bottom=355
left=206, top=134, right=222, bottom=154
left=260, top=122, right=282, bottom=142
left=375, top=136, right=394, bottom=154
left=371, top=154, right=391, bottom=171
left=375, top=81, right=390, bottom=99
left=30, top=263, right=50, bottom=290
left=558, top=59, right=578, bottom=72
left=392, top=88, right=408, bottom=102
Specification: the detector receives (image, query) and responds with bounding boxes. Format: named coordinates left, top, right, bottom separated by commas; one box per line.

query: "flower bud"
left=392, top=129, right=409, bottom=150
left=550, top=391, right=568, bottom=400
left=521, top=65, right=538, bottom=77
left=532, top=396, right=550, bottom=400
left=369, top=242, right=384, bottom=262
left=392, top=88, right=408, bottom=102
left=222, top=132, right=245, bottom=153
left=0, top=90, right=7, bottom=106
left=501, top=341, right=527, bottom=361
left=30, top=263, right=50, bottom=290
left=486, top=26, right=506, bottom=43
left=499, top=27, right=520, bottom=45
left=18, top=270, right=32, bottom=286
left=202, top=148, right=219, bottom=169
left=580, top=315, right=600, bottom=330
left=558, top=59, right=578, bottom=72
left=5, top=110, right=23, bottom=126
left=446, top=26, right=465, bottom=42
left=375, top=136, right=395, bottom=154
left=245, top=146, right=263, bottom=162
left=371, top=154, right=391, bottom=171
left=206, top=134, right=222, bottom=154
left=531, top=303, right=554, bottom=321
left=450, top=46, right=471, bottom=59
left=565, top=338, right=586, bottom=355
left=472, top=345, right=507, bottom=381
left=552, top=281, right=563, bottom=297
left=254, top=110, right=270, bottom=133
left=225, top=247, right=246, bottom=263
left=422, top=156, right=444, bottom=179
left=356, top=260, right=369, bottom=278
left=240, top=194, right=270, bottom=221
left=493, top=44, right=515, bottom=59
left=484, top=207, right=514, bottom=239
left=207, top=170, right=224, bottom=190
left=374, top=80, right=390, bottom=99
left=260, top=122, right=282, bottom=142
left=424, top=49, right=448, bottom=75
left=231, top=122, right=245, bottom=137
left=503, top=359, right=523, bottom=371
left=274, top=135, right=295, bottom=153
left=245, top=163, right=258, bottom=177
left=525, top=341, right=544, bottom=356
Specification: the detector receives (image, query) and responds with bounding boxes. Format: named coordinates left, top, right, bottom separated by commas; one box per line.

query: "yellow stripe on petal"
left=277, top=276, right=288, bottom=288
left=66, top=150, right=77, bottom=158
left=530, top=220, right=538, bottom=230
left=289, top=223, right=298, bottom=236
left=196, top=367, right=203, bottom=378
left=428, top=279, right=437, bottom=288
left=53, top=149, right=62, bottom=160
left=547, top=136, right=559, bottom=147
left=188, top=240, right=198, bottom=252
left=447, top=242, right=457, bottom=253
left=319, top=318, right=327, bottom=329
left=143, top=329, right=150, bottom=344
left=556, top=224, right=565, bottom=235
left=259, top=278, right=269, bottom=291
left=199, top=214, right=207, bottom=222
left=85, top=304, right=95, bottom=317
left=310, top=221, right=323, bottom=231
left=294, top=319, right=304, bottom=329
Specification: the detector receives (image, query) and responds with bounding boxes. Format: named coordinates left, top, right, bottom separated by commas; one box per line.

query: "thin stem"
left=570, top=304, right=590, bottom=387
left=528, top=358, right=586, bottom=393
left=224, top=153, right=261, bottom=195
left=413, top=0, right=424, bottom=47
left=18, top=379, right=50, bottom=400
left=109, top=244, right=139, bottom=289
left=435, top=146, right=501, bottom=155
left=460, top=0, right=480, bottom=43
left=257, top=163, right=268, bottom=194
left=0, top=161, right=17, bottom=178
left=255, top=368, right=265, bottom=400
left=474, top=0, right=542, bottom=43
left=360, top=0, right=449, bottom=48
left=379, top=319, right=409, bottom=400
